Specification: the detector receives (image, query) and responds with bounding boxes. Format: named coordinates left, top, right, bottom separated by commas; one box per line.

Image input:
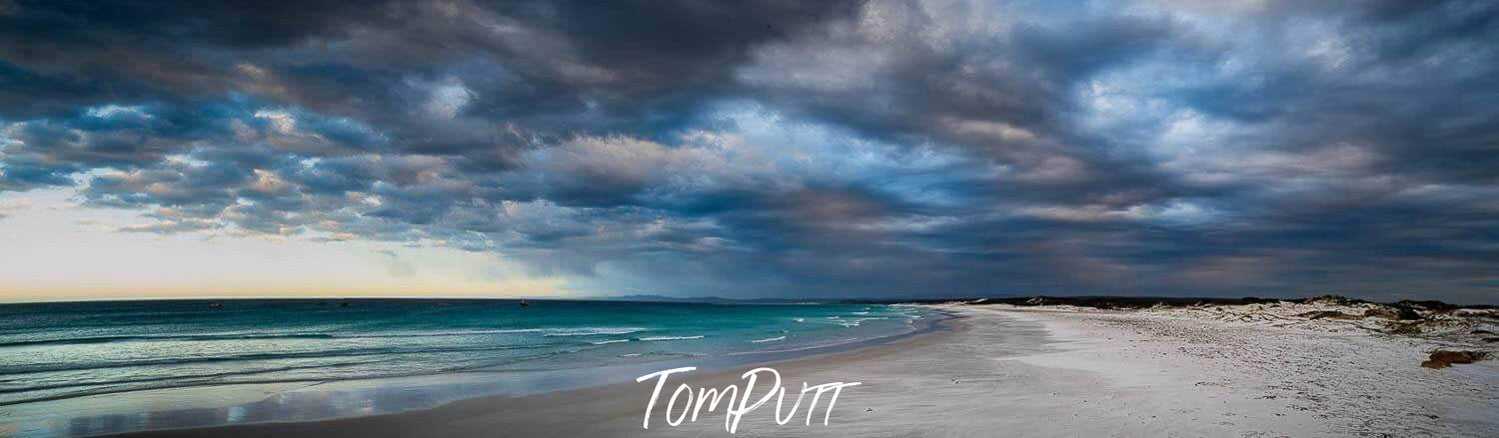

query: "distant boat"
left=208, top=302, right=222, bottom=308
left=519, top=300, right=531, bottom=307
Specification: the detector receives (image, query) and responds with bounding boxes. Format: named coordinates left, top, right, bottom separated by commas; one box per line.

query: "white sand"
left=655, top=304, right=1496, bottom=437
left=978, top=305, right=1498, bottom=437
left=120, top=304, right=1498, bottom=437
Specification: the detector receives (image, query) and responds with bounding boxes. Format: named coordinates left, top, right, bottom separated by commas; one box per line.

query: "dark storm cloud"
left=1, top=0, right=1496, bottom=303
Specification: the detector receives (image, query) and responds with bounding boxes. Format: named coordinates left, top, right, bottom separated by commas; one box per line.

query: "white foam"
left=638, top=335, right=705, bottom=341
left=541, top=327, right=647, bottom=337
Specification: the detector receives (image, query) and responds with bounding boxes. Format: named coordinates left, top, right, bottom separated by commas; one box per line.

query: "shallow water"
left=0, top=299, right=932, bottom=437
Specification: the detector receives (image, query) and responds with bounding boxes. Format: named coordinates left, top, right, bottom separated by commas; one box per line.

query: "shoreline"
left=108, top=312, right=971, bottom=438
left=22, top=306, right=951, bottom=438
left=102, top=302, right=1499, bottom=437
left=2, top=302, right=943, bottom=437
left=100, top=308, right=966, bottom=438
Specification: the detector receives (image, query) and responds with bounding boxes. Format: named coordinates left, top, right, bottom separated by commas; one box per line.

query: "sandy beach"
left=109, top=303, right=1498, bottom=437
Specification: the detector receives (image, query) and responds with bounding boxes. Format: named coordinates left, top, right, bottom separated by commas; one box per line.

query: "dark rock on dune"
left=1395, top=300, right=1463, bottom=312
left=1299, top=310, right=1363, bottom=320
left=1385, top=323, right=1423, bottom=335
left=1394, top=307, right=1424, bottom=320
left=1420, top=350, right=1489, bottom=369
left=1305, top=295, right=1363, bottom=307
left=1363, top=305, right=1423, bottom=321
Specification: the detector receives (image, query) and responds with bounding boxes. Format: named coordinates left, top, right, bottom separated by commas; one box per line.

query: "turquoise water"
left=0, top=299, right=930, bottom=435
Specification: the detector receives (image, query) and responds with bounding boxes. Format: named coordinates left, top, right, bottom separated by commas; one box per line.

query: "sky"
left=0, top=0, right=1496, bottom=304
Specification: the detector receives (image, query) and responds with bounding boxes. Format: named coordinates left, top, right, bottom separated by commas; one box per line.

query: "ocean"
left=0, top=299, right=935, bottom=437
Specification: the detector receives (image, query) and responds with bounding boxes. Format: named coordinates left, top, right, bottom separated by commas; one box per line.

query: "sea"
left=0, top=299, right=938, bottom=437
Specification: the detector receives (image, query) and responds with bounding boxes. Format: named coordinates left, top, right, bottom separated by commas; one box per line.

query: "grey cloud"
left=1, top=0, right=1496, bottom=303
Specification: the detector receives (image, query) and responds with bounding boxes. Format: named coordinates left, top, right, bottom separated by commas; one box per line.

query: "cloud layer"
left=2, top=0, right=1496, bottom=301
